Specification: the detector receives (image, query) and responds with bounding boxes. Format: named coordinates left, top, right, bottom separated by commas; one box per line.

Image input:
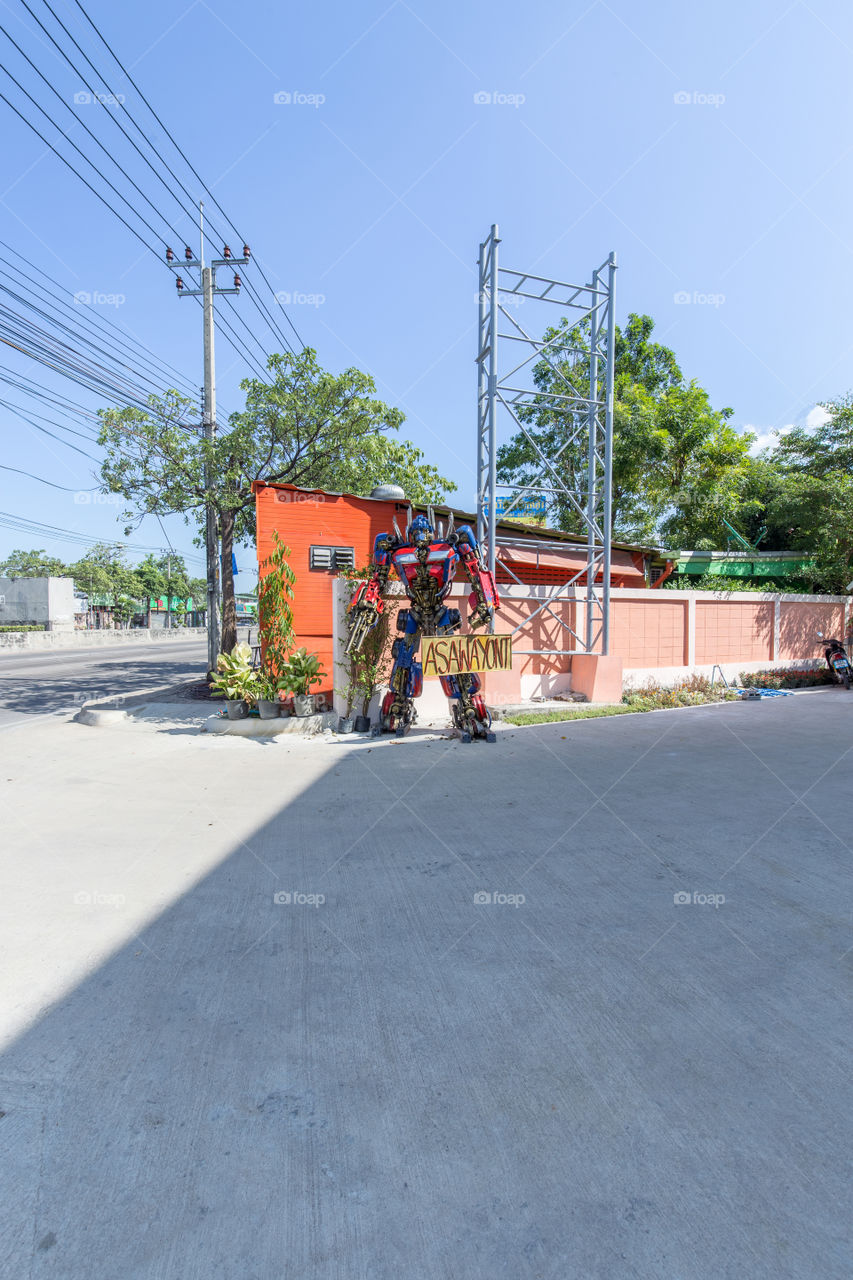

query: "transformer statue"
left=346, top=506, right=500, bottom=741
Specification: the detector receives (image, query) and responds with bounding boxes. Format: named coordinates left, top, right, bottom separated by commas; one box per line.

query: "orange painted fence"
left=330, top=583, right=850, bottom=716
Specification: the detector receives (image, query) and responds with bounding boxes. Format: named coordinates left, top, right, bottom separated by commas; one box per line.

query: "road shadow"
left=0, top=657, right=207, bottom=717
left=2, top=710, right=851, bottom=1278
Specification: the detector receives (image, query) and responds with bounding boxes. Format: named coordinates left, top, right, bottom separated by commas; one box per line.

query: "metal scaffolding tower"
left=476, top=224, right=617, bottom=655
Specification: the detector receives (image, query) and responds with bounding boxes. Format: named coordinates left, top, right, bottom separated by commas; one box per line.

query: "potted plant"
left=209, top=642, right=257, bottom=718
left=281, top=647, right=326, bottom=716
left=254, top=670, right=282, bottom=719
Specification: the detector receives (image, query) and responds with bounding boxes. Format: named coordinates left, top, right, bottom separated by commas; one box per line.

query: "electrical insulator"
left=242, top=244, right=250, bottom=259
left=233, top=273, right=242, bottom=289
left=165, top=247, right=174, bottom=263
left=176, top=276, right=184, bottom=292
left=184, top=246, right=193, bottom=261
left=223, top=244, right=231, bottom=259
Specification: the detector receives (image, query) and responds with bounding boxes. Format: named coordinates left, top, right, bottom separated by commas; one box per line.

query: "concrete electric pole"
left=165, top=203, right=249, bottom=673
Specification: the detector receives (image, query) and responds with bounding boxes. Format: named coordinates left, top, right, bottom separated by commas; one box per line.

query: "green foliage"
left=280, top=647, right=325, bottom=697
left=257, top=531, right=295, bottom=682
left=209, top=642, right=258, bottom=702
left=661, top=573, right=805, bottom=593
left=97, top=348, right=454, bottom=653
left=738, top=666, right=832, bottom=689
left=622, top=674, right=738, bottom=712
left=497, top=313, right=748, bottom=545
left=0, top=548, right=67, bottom=577
left=0, top=624, right=44, bottom=632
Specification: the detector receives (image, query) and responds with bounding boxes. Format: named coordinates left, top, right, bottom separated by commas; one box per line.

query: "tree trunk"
left=220, top=508, right=238, bottom=654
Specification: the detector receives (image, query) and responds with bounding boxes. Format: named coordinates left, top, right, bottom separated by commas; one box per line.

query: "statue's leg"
left=378, top=606, right=421, bottom=736
left=436, top=606, right=495, bottom=742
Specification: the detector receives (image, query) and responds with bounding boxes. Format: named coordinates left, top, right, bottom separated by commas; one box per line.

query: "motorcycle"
left=817, top=630, right=852, bottom=689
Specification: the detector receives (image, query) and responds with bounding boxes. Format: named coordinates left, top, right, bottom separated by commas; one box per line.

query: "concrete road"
left=1, top=692, right=851, bottom=1278
left=0, top=638, right=207, bottom=727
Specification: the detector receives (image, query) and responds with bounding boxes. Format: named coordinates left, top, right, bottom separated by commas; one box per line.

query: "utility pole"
left=165, top=203, right=250, bottom=673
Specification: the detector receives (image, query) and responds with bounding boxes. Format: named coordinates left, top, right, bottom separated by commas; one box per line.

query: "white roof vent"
left=370, top=484, right=406, bottom=501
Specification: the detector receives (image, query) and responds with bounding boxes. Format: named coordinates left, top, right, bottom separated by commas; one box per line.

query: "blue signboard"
left=495, top=495, right=547, bottom=520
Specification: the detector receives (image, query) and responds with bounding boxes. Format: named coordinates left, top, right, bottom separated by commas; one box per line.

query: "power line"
left=68, top=0, right=305, bottom=353
left=0, top=240, right=199, bottom=399
left=0, top=462, right=97, bottom=491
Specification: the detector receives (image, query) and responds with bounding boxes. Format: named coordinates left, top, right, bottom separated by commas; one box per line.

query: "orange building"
left=253, top=482, right=657, bottom=695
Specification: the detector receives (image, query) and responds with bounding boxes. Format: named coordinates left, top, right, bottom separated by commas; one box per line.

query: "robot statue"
left=346, top=506, right=500, bottom=741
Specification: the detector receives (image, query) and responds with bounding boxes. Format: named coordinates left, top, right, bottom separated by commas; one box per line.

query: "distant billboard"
left=495, top=495, right=547, bottom=521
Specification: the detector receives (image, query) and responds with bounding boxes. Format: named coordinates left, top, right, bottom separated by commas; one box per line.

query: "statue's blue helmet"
left=409, top=512, right=433, bottom=544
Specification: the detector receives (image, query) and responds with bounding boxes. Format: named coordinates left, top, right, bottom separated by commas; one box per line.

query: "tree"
left=98, top=348, right=456, bottom=654
left=762, top=395, right=853, bottom=592
left=67, top=543, right=145, bottom=625
left=0, top=548, right=67, bottom=577
left=496, top=313, right=751, bottom=545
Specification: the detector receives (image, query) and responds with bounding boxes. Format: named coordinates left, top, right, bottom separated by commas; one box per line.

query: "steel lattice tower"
left=476, top=225, right=616, bottom=655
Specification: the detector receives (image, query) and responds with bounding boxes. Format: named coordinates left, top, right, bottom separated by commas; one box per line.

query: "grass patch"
left=505, top=706, right=635, bottom=725
left=505, top=674, right=741, bottom=727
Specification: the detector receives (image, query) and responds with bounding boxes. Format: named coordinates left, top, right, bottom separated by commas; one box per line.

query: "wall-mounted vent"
left=310, top=545, right=355, bottom=572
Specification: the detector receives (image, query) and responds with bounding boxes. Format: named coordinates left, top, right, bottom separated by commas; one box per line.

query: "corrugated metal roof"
left=252, top=481, right=665, bottom=556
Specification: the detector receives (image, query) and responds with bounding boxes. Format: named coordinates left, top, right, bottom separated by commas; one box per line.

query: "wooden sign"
left=421, top=633, right=513, bottom=677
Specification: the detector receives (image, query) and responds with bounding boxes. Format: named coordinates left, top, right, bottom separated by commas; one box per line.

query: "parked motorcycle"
left=817, top=630, right=852, bottom=689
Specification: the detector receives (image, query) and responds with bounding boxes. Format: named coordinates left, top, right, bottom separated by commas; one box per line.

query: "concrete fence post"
left=686, top=595, right=696, bottom=667
left=772, top=599, right=781, bottom=661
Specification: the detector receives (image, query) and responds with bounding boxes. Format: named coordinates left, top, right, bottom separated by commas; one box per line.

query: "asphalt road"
left=0, top=639, right=207, bottom=728
left=1, top=690, right=851, bottom=1277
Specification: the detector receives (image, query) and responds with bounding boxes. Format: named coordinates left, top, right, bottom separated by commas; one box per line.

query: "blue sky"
left=1, top=0, right=851, bottom=585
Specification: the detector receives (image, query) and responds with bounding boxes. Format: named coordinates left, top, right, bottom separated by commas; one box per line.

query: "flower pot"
left=338, top=716, right=355, bottom=733
left=293, top=694, right=314, bottom=718
left=353, top=715, right=371, bottom=733
left=257, top=698, right=281, bottom=720
left=225, top=699, right=249, bottom=720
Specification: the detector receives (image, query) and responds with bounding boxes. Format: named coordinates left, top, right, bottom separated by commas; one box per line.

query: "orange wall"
left=695, top=601, right=773, bottom=664
left=255, top=484, right=409, bottom=692
left=778, top=601, right=845, bottom=659
left=609, top=599, right=688, bottom=668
